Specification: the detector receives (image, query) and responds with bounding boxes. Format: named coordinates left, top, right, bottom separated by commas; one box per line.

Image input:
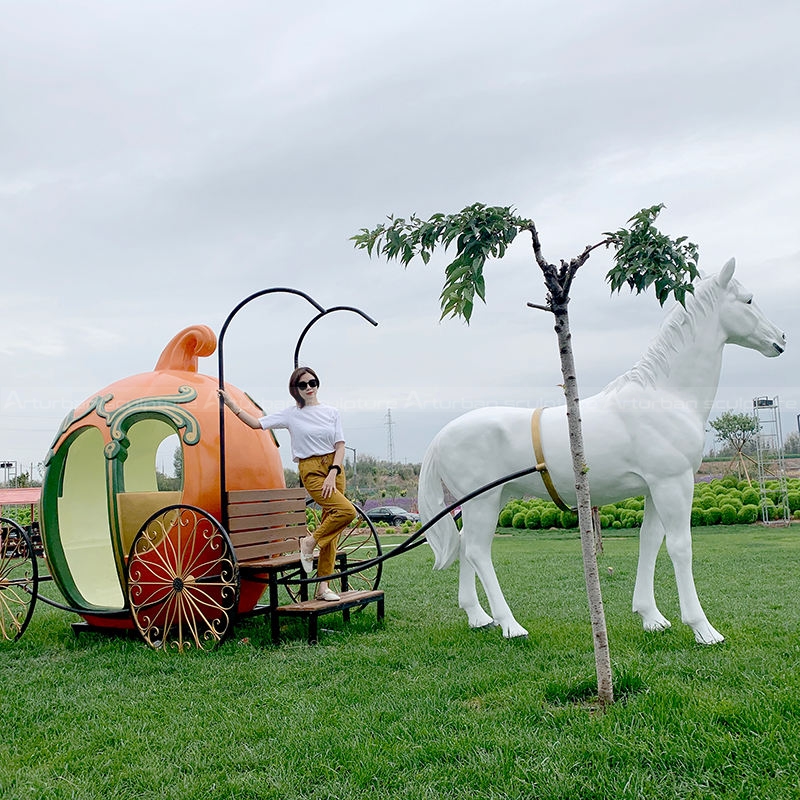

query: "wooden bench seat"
left=226, top=487, right=384, bottom=644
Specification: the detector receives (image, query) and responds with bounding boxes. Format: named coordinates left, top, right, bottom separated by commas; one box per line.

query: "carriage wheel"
left=127, top=505, right=239, bottom=652
left=338, top=504, right=383, bottom=594
left=286, top=504, right=382, bottom=603
left=0, top=518, right=38, bottom=642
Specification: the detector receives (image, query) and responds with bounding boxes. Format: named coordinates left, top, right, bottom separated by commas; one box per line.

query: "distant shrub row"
left=497, top=476, right=800, bottom=530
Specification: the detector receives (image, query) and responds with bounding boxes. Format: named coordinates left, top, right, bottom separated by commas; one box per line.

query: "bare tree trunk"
left=724, top=456, right=738, bottom=480
left=739, top=451, right=752, bottom=485
left=592, top=506, right=603, bottom=555
left=527, top=222, right=613, bottom=706
left=553, top=305, right=614, bottom=706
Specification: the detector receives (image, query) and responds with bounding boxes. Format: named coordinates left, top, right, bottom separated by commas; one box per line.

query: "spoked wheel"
left=288, top=503, right=382, bottom=602
left=338, top=504, right=383, bottom=593
left=127, top=505, right=239, bottom=652
left=0, top=519, right=38, bottom=642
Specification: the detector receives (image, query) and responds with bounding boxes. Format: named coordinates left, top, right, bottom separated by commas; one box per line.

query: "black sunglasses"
left=295, top=379, right=319, bottom=390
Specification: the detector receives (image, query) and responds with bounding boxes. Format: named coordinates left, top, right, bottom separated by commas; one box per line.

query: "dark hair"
left=289, top=366, right=319, bottom=408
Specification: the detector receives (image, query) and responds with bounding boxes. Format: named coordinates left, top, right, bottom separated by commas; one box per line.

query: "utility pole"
left=0, top=461, right=15, bottom=485
left=385, top=409, right=395, bottom=463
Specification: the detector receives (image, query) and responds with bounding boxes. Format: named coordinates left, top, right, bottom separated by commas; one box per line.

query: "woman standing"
left=219, top=367, right=356, bottom=601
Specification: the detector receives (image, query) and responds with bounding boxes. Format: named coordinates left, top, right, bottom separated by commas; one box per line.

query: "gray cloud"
left=1, top=0, right=798, bottom=470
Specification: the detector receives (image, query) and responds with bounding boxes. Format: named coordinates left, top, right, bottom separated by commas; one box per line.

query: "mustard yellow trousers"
left=298, top=452, right=357, bottom=578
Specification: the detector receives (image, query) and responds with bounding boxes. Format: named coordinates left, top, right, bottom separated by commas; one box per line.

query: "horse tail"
left=419, top=435, right=460, bottom=570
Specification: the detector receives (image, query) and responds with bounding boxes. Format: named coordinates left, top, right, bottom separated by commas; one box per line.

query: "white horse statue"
left=419, top=259, right=785, bottom=644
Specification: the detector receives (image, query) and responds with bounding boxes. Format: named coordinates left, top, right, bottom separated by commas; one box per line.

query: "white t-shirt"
left=258, top=403, right=345, bottom=462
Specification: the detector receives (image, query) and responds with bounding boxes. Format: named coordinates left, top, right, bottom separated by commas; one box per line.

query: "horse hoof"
left=466, top=610, right=495, bottom=629
left=502, top=623, right=529, bottom=639
left=642, top=616, right=672, bottom=633
left=693, top=624, right=725, bottom=645
left=637, top=608, right=672, bottom=633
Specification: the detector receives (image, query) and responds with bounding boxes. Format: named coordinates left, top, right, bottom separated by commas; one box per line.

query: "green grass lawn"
left=3, top=526, right=800, bottom=799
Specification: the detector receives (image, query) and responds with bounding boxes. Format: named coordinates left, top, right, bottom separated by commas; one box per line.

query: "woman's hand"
left=217, top=389, right=259, bottom=429
left=321, top=471, right=337, bottom=499
left=218, top=389, right=237, bottom=412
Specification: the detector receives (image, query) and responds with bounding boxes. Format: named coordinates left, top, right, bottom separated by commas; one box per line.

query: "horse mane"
left=602, top=276, right=721, bottom=393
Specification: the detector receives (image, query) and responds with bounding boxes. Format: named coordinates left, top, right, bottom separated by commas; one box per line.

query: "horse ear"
left=716, top=258, right=736, bottom=288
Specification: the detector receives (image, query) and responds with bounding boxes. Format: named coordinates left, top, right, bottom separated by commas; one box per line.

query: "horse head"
left=715, top=258, right=786, bottom=357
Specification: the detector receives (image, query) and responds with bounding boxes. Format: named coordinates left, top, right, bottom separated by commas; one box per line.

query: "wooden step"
left=275, top=589, right=384, bottom=614
left=272, top=589, right=384, bottom=644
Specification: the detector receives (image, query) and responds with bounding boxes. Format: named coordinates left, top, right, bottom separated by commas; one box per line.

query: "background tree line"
left=283, top=454, right=421, bottom=506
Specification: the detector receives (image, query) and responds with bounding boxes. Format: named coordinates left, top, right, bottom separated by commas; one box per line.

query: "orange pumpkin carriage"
left=0, top=289, right=385, bottom=650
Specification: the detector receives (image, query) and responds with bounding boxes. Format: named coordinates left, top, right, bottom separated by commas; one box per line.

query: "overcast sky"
left=2, top=0, right=798, bottom=476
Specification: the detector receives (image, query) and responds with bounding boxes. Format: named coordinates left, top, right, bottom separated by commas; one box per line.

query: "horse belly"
left=432, top=407, right=540, bottom=499
left=539, top=403, right=651, bottom=505
left=540, top=392, right=705, bottom=505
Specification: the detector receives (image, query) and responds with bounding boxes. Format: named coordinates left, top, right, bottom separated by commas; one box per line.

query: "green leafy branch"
left=604, top=203, right=700, bottom=307
left=353, top=201, right=699, bottom=322
left=352, top=203, right=529, bottom=323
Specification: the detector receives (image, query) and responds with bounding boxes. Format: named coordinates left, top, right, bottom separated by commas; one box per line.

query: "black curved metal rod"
left=217, top=288, right=326, bottom=528
left=293, top=306, right=379, bottom=369
left=217, top=287, right=325, bottom=390
left=28, top=592, right=129, bottom=617
left=291, top=464, right=542, bottom=587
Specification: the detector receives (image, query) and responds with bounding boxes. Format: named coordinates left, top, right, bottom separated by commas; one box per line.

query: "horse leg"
left=461, top=499, right=528, bottom=638
left=632, top=496, right=671, bottom=632
left=457, top=545, right=495, bottom=629
left=649, top=476, right=724, bottom=644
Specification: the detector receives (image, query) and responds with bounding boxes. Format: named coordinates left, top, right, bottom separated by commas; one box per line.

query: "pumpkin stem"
left=154, top=325, right=217, bottom=373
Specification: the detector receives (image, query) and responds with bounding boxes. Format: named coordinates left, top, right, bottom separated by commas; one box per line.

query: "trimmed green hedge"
left=497, top=477, right=800, bottom=530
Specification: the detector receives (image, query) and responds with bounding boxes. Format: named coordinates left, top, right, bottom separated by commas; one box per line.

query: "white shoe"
left=299, top=536, right=314, bottom=574
left=315, top=589, right=341, bottom=602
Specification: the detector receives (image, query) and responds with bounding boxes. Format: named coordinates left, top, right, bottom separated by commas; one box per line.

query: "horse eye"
left=745, top=297, right=753, bottom=305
